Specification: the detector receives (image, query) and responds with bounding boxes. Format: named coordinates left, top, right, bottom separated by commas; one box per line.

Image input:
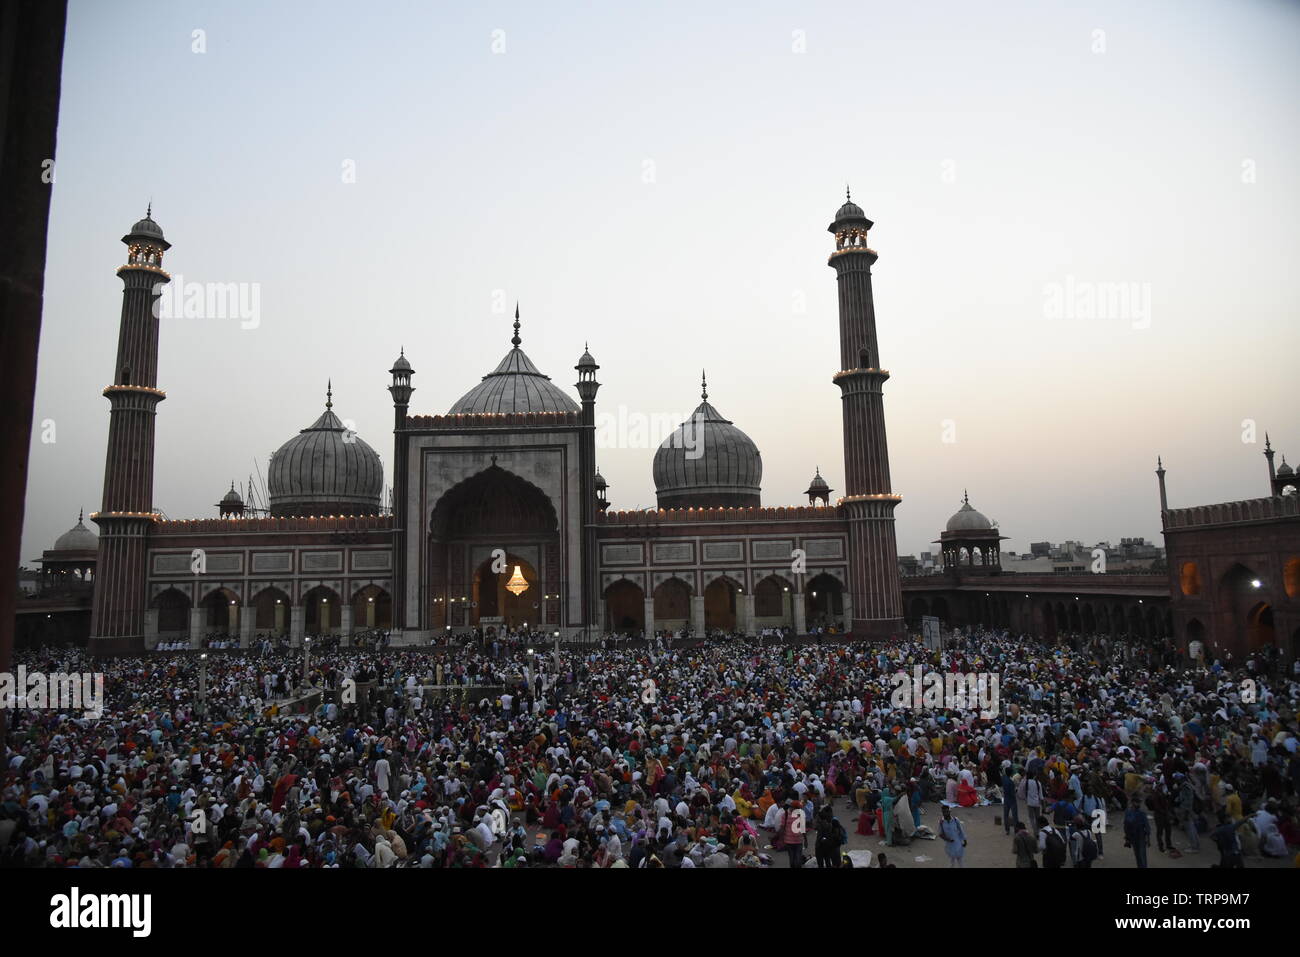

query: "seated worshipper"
left=945, top=773, right=960, bottom=805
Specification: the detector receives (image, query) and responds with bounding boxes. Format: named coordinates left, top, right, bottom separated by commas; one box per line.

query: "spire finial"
left=1157, top=456, right=1164, bottom=470
left=146, top=200, right=152, bottom=219
left=701, top=369, right=708, bottom=402
left=963, top=488, right=969, bottom=505
left=78, top=507, right=83, bottom=524
left=1265, top=432, right=1272, bottom=451
left=400, top=344, right=405, bottom=358
left=846, top=183, right=851, bottom=202
left=326, top=379, right=333, bottom=410
left=512, top=302, right=521, bottom=347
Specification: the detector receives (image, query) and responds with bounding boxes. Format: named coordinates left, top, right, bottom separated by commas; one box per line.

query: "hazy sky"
left=22, top=0, right=1300, bottom=564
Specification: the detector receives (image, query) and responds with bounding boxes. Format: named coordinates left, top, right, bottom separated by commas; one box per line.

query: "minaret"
left=1264, top=433, right=1276, bottom=492
left=828, top=188, right=904, bottom=638
left=575, top=340, right=601, bottom=637
left=388, top=347, right=414, bottom=631
left=89, top=208, right=171, bottom=651
left=1156, top=456, right=1168, bottom=515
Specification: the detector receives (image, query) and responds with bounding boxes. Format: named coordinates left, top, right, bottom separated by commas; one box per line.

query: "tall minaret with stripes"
left=829, top=189, right=904, bottom=638
left=89, top=209, right=171, bottom=651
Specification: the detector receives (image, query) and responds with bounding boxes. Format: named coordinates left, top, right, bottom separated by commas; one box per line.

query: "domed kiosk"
left=935, top=491, right=1006, bottom=575
left=35, top=510, right=98, bottom=592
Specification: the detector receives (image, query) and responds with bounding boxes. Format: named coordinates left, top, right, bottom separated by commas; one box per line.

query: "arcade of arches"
left=904, top=590, right=1173, bottom=641
left=145, top=583, right=394, bottom=643
left=599, top=572, right=847, bottom=635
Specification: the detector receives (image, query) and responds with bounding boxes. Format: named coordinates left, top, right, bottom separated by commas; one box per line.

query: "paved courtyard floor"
left=765, top=797, right=1295, bottom=870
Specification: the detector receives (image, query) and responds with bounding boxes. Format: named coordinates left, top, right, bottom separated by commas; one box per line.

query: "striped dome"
left=267, top=395, right=382, bottom=516
left=653, top=380, right=761, bottom=509
left=449, top=346, right=579, bottom=415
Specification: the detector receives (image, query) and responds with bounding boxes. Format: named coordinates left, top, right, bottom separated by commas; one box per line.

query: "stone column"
left=740, top=593, right=755, bottom=635
left=842, top=593, right=854, bottom=632
left=341, top=605, right=354, bottom=644
left=290, top=605, right=305, bottom=646
left=691, top=595, right=705, bottom=637
left=240, top=606, right=254, bottom=648
left=793, top=594, right=807, bottom=635
left=188, top=608, right=203, bottom=649
left=143, top=609, right=159, bottom=649
left=644, top=598, right=656, bottom=637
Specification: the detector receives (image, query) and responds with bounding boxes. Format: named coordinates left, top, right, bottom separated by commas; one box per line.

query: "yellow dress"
left=1225, top=792, right=1243, bottom=821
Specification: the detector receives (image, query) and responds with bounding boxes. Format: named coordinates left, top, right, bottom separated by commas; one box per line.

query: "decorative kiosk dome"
left=945, top=493, right=996, bottom=532
left=267, top=384, right=383, bottom=516
left=217, top=482, right=245, bottom=518
left=449, top=307, right=580, bottom=415
left=804, top=467, right=833, bottom=506
left=653, top=372, right=762, bottom=509
left=53, top=511, right=98, bottom=552
left=935, top=491, right=1005, bottom=576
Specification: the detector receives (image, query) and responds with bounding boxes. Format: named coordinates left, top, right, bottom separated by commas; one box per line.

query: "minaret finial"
left=701, top=369, right=708, bottom=402
left=512, top=303, right=521, bottom=347
left=146, top=200, right=152, bottom=219
left=400, top=344, right=405, bottom=358
left=963, top=488, right=969, bottom=505
left=846, top=183, right=851, bottom=202
left=326, top=379, right=333, bottom=410
left=1265, top=432, right=1272, bottom=451
left=1157, top=456, right=1164, bottom=470
left=78, top=507, right=83, bottom=524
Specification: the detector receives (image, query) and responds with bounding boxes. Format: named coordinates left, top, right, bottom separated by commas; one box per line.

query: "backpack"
left=1080, top=831, right=1098, bottom=862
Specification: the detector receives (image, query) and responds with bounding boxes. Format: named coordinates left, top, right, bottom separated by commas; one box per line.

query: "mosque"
left=81, top=194, right=908, bottom=652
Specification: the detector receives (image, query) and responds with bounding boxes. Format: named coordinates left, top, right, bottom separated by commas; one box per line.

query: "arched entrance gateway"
left=473, top=553, right=541, bottom=632
left=805, top=572, right=844, bottom=628
left=200, top=587, right=241, bottom=633
left=1219, top=563, right=1278, bottom=656
left=604, top=579, right=645, bottom=634
left=252, top=586, right=291, bottom=636
left=151, top=588, right=190, bottom=640
left=704, top=576, right=741, bottom=631
left=351, top=584, right=392, bottom=631
left=427, top=465, right=561, bottom=633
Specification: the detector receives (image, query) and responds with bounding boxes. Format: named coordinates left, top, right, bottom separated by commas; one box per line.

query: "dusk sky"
left=22, top=0, right=1300, bottom=564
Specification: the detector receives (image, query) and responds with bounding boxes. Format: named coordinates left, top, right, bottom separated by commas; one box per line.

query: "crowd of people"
left=1, top=627, right=1296, bottom=869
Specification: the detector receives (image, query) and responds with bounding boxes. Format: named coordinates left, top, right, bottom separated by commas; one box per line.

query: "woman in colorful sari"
left=732, top=785, right=753, bottom=820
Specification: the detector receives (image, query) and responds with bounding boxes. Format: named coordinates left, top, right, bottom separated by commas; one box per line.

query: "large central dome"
left=267, top=386, right=383, bottom=516
left=653, top=374, right=762, bottom=509
left=449, top=308, right=579, bottom=415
